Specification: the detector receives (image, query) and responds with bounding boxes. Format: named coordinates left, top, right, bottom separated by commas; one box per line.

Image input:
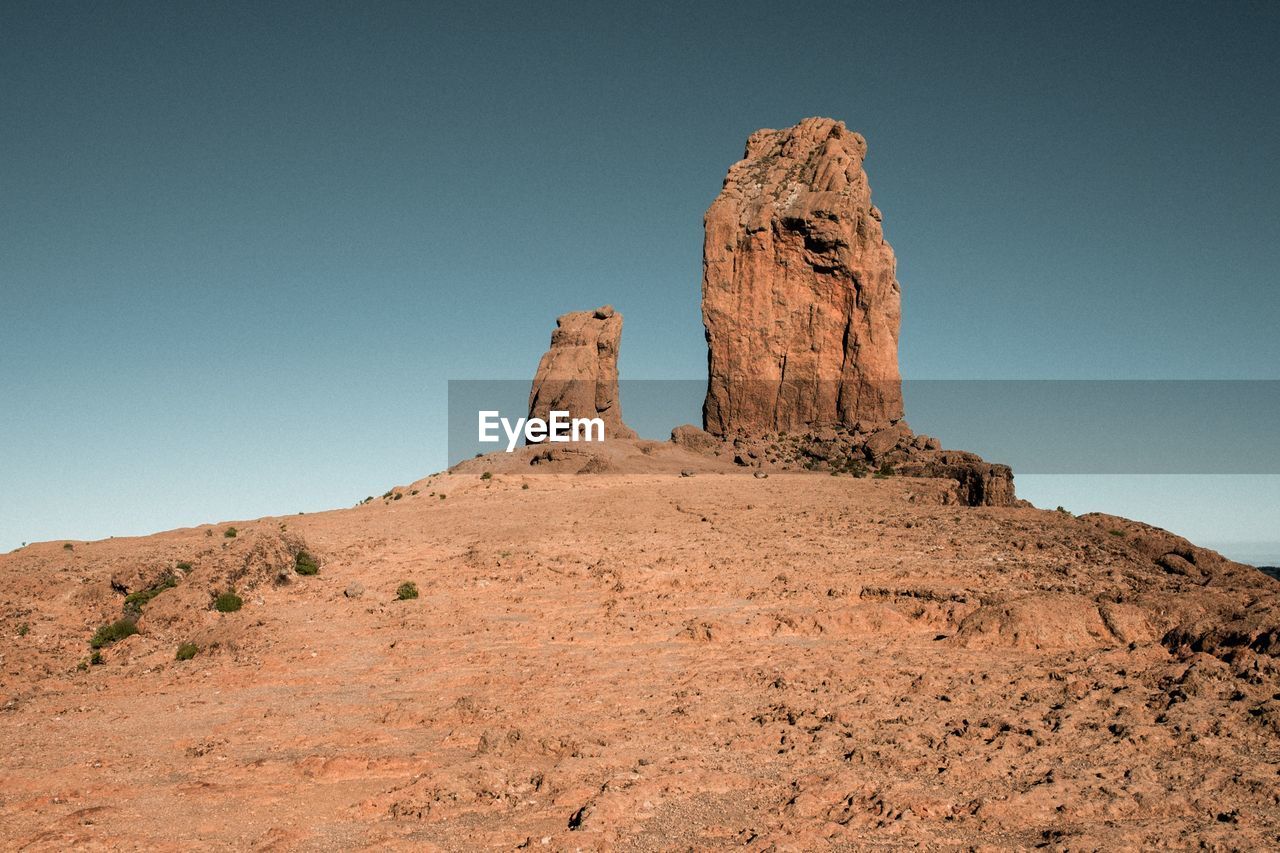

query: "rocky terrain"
left=3, top=118, right=1276, bottom=849
left=2, top=465, right=1279, bottom=850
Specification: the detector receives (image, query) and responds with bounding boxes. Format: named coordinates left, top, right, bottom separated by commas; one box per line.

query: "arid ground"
left=2, top=447, right=1278, bottom=850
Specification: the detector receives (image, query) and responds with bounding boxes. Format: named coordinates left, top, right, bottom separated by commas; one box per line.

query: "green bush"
left=17, top=622, right=30, bottom=637
left=396, top=581, right=419, bottom=601
left=874, top=463, right=895, bottom=479
left=90, top=619, right=138, bottom=649
left=214, top=591, right=243, bottom=613
left=294, top=551, right=320, bottom=576
left=224, top=527, right=238, bottom=538
left=1109, top=529, right=1125, bottom=537
left=176, top=642, right=198, bottom=661
left=176, top=561, right=193, bottom=573
left=124, top=574, right=178, bottom=611
left=63, top=543, right=74, bottom=551
left=90, top=650, right=103, bottom=666
left=480, top=471, right=492, bottom=480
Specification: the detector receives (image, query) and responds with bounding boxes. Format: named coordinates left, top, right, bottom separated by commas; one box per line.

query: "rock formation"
left=515, top=120, right=1015, bottom=504
left=527, top=305, right=636, bottom=441
left=696, top=118, right=1016, bottom=506
left=702, top=117, right=903, bottom=436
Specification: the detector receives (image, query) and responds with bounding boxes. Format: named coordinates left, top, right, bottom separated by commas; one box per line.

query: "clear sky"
left=2, top=1, right=1277, bottom=560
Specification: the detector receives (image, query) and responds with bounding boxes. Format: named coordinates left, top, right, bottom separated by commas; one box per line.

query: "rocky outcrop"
left=702, top=117, right=903, bottom=437
left=894, top=453, right=1016, bottom=508
left=684, top=421, right=1017, bottom=507
left=695, top=118, right=1017, bottom=506
left=528, top=305, right=636, bottom=441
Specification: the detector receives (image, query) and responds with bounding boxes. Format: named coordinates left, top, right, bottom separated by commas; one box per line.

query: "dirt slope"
left=2, top=466, right=1278, bottom=850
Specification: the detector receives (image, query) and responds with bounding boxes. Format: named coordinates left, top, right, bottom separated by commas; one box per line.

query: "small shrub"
left=176, top=642, right=198, bottom=661
left=874, top=463, right=895, bottom=479
left=294, top=551, right=320, bottom=576
left=1056, top=506, right=1071, bottom=515
left=124, top=574, right=178, bottom=611
left=1109, top=529, right=1125, bottom=537
left=224, top=527, right=238, bottom=538
left=382, top=490, right=393, bottom=499
left=481, top=471, right=492, bottom=480
left=90, top=650, right=103, bottom=666
left=393, top=492, right=403, bottom=500
left=90, top=619, right=138, bottom=649
left=215, top=591, right=243, bottom=613
left=396, top=581, right=419, bottom=601
left=17, top=622, right=30, bottom=637
left=521, top=483, right=529, bottom=490
left=176, top=561, right=193, bottom=573
left=63, top=543, right=74, bottom=551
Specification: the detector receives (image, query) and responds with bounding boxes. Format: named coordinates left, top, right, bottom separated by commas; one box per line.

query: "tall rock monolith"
left=702, top=117, right=903, bottom=436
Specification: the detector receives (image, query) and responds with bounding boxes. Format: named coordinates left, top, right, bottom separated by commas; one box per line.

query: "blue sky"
left=2, top=1, right=1277, bottom=560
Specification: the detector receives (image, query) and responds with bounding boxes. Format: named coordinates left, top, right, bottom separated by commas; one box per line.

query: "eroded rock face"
left=694, top=118, right=1019, bottom=506
left=528, top=305, right=636, bottom=441
left=895, top=453, right=1016, bottom=508
left=692, top=423, right=1018, bottom=507
left=702, top=117, right=903, bottom=437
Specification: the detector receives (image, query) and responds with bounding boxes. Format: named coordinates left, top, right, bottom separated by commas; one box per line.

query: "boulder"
left=863, top=422, right=913, bottom=460
left=670, top=424, right=721, bottom=455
